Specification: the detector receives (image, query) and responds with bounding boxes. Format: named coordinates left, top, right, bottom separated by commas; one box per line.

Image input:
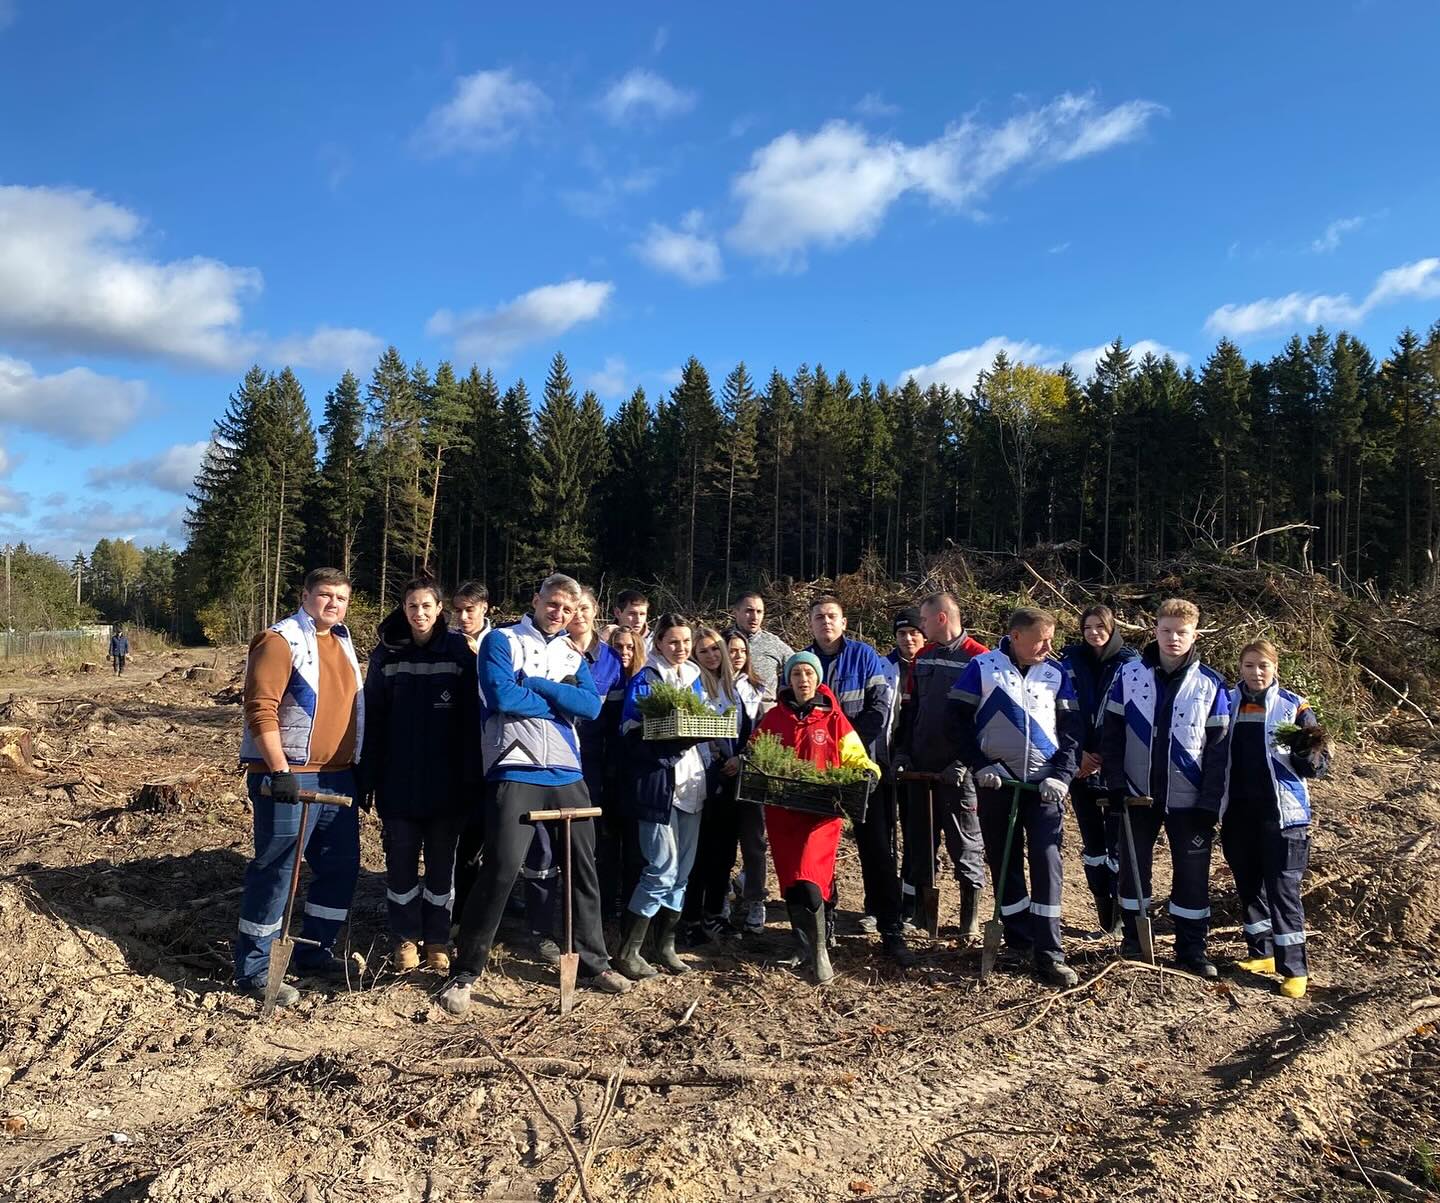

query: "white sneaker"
left=744, top=901, right=766, bottom=933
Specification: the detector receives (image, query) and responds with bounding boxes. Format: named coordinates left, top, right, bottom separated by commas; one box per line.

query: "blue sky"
left=1, top=2, right=1438, bottom=559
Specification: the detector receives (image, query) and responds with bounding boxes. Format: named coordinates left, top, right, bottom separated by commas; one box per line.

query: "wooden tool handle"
left=1124, top=795, right=1154, bottom=808
left=260, top=782, right=355, bottom=807
left=523, top=807, right=603, bottom=823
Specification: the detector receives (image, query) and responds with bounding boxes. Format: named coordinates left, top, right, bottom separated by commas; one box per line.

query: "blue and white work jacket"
left=1220, top=683, right=1313, bottom=829
left=952, top=641, right=1081, bottom=784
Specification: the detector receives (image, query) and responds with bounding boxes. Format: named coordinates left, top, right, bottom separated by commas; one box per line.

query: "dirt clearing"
left=1, top=648, right=1438, bottom=1201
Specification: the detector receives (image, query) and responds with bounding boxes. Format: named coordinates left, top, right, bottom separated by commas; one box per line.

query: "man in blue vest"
left=234, top=568, right=364, bottom=1007
left=805, top=595, right=914, bottom=966
left=953, top=606, right=1083, bottom=986
left=440, top=574, right=632, bottom=1014
left=1101, top=597, right=1231, bottom=978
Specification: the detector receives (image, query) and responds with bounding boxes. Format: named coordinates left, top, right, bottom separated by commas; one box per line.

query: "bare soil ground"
left=1, top=648, right=1439, bottom=1202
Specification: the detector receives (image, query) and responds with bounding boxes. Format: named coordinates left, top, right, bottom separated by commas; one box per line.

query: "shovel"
left=1119, top=794, right=1156, bottom=966
left=258, top=782, right=354, bottom=1020
left=523, top=806, right=602, bottom=1015
left=980, top=779, right=1039, bottom=983
left=898, top=769, right=942, bottom=938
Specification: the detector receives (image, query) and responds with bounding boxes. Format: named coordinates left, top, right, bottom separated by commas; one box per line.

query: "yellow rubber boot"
left=1279, top=976, right=1308, bottom=999
left=1237, top=955, right=1276, bottom=975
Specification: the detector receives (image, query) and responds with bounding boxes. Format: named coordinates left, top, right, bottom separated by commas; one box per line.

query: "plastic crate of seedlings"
left=637, top=681, right=738, bottom=740
left=737, top=733, right=872, bottom=823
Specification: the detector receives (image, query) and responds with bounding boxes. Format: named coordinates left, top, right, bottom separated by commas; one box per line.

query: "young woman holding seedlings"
left=613, top=613, right=713, bottom=979
left=682, top=627, right=765, bottom=941
left=750, top=651, right=880, bottom=983
left=1221, top=638, right=1328, bottom=998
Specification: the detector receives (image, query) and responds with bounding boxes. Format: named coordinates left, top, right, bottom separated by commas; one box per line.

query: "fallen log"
left=388, top=1055, right=856, bottom=1088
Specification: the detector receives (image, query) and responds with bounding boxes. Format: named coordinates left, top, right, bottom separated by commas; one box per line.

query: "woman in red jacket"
left=751, top=651, right=879, bottom=983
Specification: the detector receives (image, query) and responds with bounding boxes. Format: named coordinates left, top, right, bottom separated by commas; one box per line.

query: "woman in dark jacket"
left=360, top=577, right=478, bottom=976
left=1059, top=603, right=1138, bottom=935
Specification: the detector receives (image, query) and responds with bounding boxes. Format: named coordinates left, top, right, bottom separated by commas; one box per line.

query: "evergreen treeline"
left=176, top=322, right=1440, bottom=640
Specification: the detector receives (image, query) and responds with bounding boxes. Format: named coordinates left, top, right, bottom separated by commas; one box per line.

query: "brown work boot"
left=393, top=939, right=420, bottom=972
left=424, top=944, right=451, bottom=975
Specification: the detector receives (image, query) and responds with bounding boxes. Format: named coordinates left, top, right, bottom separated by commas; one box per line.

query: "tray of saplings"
left=737, top=732, right=873, bottom=823
left=637, top=681, right=739, bottom=740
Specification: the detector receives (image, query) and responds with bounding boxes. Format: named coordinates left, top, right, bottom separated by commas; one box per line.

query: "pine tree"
left=365, top=346, right=420, bottom=607
left=720, top=362, right=760, bottom=599
left=497, top=379, right=537, bottom=597
left=1197, top=338, right=1253, bottom=547
left=312, top=370, right=369, bottom=578
left=599, top=387, right=654, bottom=582
left=531, top=352, right=590, bottom=574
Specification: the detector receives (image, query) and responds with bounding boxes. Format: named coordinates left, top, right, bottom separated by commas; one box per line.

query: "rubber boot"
left=1093, top=891, right=1116, bottom=936
left=614, top=910, right=657, bottom=980
left=824, top=899, right=837, bottom=949
left=1279, top=975, right=1308, bottom=999
left=1237, top=954, right=1276, bottom=975
left=958, top=885, right=981, bottom=940
left=786, top=901, right=833, bottom=984
left=652, top=907, right=689, bottom=974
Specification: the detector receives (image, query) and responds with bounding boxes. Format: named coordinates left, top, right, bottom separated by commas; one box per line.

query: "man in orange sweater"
left=233, top=567, right=364, bottom=1007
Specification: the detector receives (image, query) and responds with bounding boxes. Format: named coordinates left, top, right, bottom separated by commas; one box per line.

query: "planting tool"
left=898, top=768, right=942, bottom=938
left=1119, top=794, right=1156, bottom=965
left=257, top=782, right=354, bottom=1020
left=980, top=778, right=1039, bottom=982
left=523, top=806, right=603, bottom=1014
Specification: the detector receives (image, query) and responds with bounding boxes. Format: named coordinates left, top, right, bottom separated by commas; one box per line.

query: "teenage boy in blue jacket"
left=440, top=574, right=632, bottom=1014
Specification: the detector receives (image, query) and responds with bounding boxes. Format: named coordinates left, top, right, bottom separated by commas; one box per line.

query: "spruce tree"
left=313, top=370, right=369, bottom=579
left=531, top=352, right=590, bottom=574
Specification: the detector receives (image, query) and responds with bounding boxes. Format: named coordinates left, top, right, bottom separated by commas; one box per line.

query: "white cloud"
left=1205, top=257, right=1440, bottom=339
left=728, top=92, right=1165, bottom=269
left=88, top=440, right=209, bottom=494
left=427, top=279, right=614, bottom=361
left=586, top=356, right=629, bottom=400
left=900, top=338, right=1056, bottom=393
left=1048, top=241, right=1071, bottom=255
left=633, top=211, right=723, bottom=284
left=415, top=68, right=549, bottom=154
left=901, top=336, right=1189, bottom=392
left=598, top=69, right=695, bottom=124
left=0, top=185, right=261, bottom=367
left=1310, top=215, right=1364, bottom=254
left=271, top=325, right=383, bottom=371
left=854, top=92, right=901, bottom=119
left=0, top=486, right=25, bottom=516
left=0, top=354, right=145, bottom=444
left=560, top=166, right=662, bottom=220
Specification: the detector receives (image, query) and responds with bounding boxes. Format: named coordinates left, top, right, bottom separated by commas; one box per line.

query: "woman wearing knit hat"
left=748, top=651, right=880, bottom=983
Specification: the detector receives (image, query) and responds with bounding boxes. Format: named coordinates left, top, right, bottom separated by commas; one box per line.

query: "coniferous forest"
left=140, top=320, right=1440, bottom=641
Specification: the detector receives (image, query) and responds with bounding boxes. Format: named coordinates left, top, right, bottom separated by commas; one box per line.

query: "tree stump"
left=79, top=662, right=99, bottom=674
left=0, top=727, right=34, bottom=771
left=186, top=667, right=219, bottom=682
left=132, top=776, right=195, bottom=814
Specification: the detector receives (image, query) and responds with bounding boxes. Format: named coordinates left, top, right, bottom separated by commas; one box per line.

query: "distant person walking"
left=109, top=628, right=130, bottom=675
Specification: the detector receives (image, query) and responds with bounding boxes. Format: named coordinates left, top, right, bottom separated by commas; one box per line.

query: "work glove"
left=975, top=768, right=1003, bottom=791
left=267, top=771, right=300, bottom=805
left=1038, top=777, right=1068, bottom=805
left=891, top=753, right=913, bottom=776
left=940, top=760, right=968, bottom=788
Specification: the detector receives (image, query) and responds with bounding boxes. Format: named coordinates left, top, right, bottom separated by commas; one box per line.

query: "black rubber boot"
left=824, top=899, right=837, bottom=949
left=652, top=907, right=689, bottom=974
left=882, top=930, right=917, bottom=968
left=1094, top=891, right=1121, bottom=937
left=614, top=910, right=657, bottom=980
left=786, top=900, right=833, bottom=983
left=958, top=885, right=981, bottom=940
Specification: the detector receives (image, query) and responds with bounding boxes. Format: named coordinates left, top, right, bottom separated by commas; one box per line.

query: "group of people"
left=232, top=567, right=1326, bottom=1012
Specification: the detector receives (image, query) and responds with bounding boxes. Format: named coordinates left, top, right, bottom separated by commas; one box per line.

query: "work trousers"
left=233, top=769, right=359, bottom=986
left=902, top=779, right=986, bottom=900
left=844, top=786, right=903, bottom=934
left=381, top=812, right=461, bottom=947
left=112, top=654, right=126, bottom=676
left=1070, top=782, right=1121, bottom=907
left=630, top=807, right=703, bottom=917
left=453, top=779, right=610, bottom=979
left=977, top=785, right=1065, bottom=961
left=1222, top=815, right=1310, bottom=978
left=1117, top=804, right=1215, bottom=961
left=684, top=793, right=744, bottom=922
left=451, top=807, right=486, bottom=921
left=522, top=823, right=559, bottom=936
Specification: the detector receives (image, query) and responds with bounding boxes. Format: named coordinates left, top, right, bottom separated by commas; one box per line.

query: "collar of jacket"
left=779, top=684, right=835, bottom=717
left=642, top=649, right=701, bottom=689
left=1076, top=628, right=1126, bottom=667
left=377, top=607, right=452, bottom=651
left=522, top=611, right=572, bottom=643
left=1141, top=640, right=1199, bottom=679
left=1240, top=681, right=1272, bottom=705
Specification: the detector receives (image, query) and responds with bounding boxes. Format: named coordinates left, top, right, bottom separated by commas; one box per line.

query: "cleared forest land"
left=2, top=564, right=1440, bottom=1201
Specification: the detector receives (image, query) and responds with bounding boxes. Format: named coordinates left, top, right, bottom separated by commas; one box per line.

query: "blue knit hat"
left=783, top=650, right=823, bottom=683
